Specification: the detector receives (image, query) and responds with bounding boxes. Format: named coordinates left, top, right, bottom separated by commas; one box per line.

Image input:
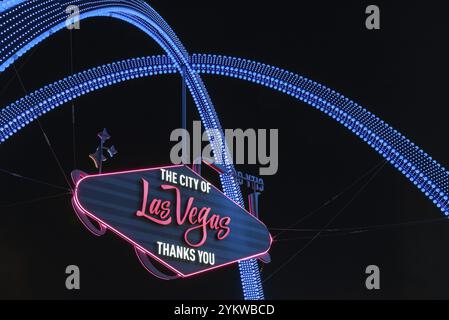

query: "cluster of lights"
left=1, top=0, right=262, bottom=299
left=238, top=259, right=265, bottom=300
left=0, top=0, right=28, bottom=14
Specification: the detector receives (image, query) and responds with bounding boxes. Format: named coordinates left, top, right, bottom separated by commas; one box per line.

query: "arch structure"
left=2, top=53, right=449, bottom=216
left=0, top=0, right=262, bottom=300
left=1, top=0, right=449, bottom=298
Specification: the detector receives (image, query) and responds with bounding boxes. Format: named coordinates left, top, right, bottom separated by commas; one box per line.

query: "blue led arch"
left=0, top=0, right=262, bottom=300
left=0, top=0, right=28, bottom=13
left=1, top=0, right=449, bottom=299
left=2, top=54, right=449, bottom=217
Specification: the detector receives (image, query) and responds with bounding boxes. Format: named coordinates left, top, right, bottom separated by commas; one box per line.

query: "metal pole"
left=99, top=138, right=103, bottom=174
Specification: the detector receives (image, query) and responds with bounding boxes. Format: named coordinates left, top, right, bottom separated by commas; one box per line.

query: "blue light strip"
left=0, top=0, right=262, bottom=300
left=0, top=0, right=28, bottom=13
left=1, top=54, right=448, bottom=219
left=190, top=54, right=449, bottom=216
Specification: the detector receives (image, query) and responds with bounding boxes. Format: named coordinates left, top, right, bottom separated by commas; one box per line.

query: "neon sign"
left=136, top=172, right=231, bottom=247
left=72, top=165, right=271, bottom=278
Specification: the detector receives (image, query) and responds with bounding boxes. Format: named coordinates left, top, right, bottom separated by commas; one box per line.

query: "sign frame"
left=72, top=164, right=272, bottom=278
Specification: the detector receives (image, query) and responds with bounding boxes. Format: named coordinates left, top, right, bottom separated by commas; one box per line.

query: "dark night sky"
left=0, top=0, right=449, bottom=299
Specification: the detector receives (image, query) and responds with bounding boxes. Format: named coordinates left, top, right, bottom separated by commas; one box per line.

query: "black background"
left=0, top=0, right=449, bottom=299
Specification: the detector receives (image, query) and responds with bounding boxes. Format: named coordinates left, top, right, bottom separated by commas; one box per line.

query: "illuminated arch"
left=2, top=54, right=448, bottom=217
left=0, top=0, right=262, bottom=300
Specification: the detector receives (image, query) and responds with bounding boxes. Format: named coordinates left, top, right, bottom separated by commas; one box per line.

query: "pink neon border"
left=73, top=164, right=273, bottom=278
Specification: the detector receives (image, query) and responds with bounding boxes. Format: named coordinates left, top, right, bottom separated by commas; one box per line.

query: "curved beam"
left=0, top=0, right=27, bottom=13
left=1, top=54, right=448, bottom=217
left=0, top=0, right=261, bottom=300
left=135, top=247, right=181, bottom=280
left=0, top=1, right=241, bottom=199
